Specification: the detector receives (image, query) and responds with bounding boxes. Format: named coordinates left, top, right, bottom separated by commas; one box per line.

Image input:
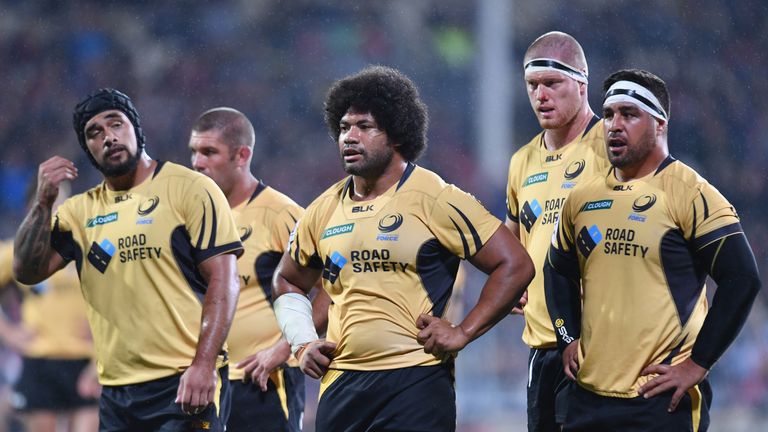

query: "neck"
left=615, top=139, right=669, bottom=182
left=226, top=172, right=259, bottom=208
left=351, top=158, right=408, bottom=201
left=104, top=154, right=155, bottom=191
left=543, top=105, right=594, bottom=151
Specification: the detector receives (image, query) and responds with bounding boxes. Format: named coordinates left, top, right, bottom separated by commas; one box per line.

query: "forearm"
left=543, top=250, right=582, bottom=352
left=459, top=258, right=532, bottom=343
left=13, top=203, right=54, bottom=284
left=194, top=270, right=238, bottom=368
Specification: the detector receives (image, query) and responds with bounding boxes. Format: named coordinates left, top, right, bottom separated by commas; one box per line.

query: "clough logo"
left=138, top=196, right=160, bottom=216
left=239, top=226, right=252, bottom=242
left=378, top=213, right=403, bottom=233
left=564, top=159, right=585, bottom=180
left=632, top=194, right=657, bottom=213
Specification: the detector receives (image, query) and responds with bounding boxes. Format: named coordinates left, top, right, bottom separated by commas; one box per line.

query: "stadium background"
left=0, top=1, right=765, bottom=430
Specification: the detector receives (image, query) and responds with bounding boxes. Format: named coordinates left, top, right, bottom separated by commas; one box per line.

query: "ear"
left=655, top=118, right=667, bottom=135
left=236, top=145, right=253, bottom=168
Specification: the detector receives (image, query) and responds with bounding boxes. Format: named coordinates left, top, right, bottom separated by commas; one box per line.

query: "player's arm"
left=273, top=252, right=334, bottom=379
left=504, top=218, right=528, bottom=314
left=311, top=281, right=331, bottom=337
left=639, top=230, right=761, bottom=410
left=13, top=157, right=76, bottom=284
left=417, top=224, right=534, bottom=357
left=543, top=244, right=582, bottom=380
left=176, top=252, right=239, bottom=414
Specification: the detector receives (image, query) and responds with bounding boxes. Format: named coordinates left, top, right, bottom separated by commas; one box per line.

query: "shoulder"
left=656, top=158, right=713, bottom=197
left=304, top=177, right=346, bottom=216
left=509, top=133, right=543, bottom=166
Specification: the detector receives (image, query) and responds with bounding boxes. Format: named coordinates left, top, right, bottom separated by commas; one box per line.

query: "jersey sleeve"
left=676, top=181, right=741, bottom=250
left=50, top=199, right=79, bottom=264
left=547, top=193, right=580, bottom=278
left=287, top=204, right=323, bottom=269
left=0, top=242, right=14, bottom=286
left=183, top=176, right=244, bottom=263
left=428, top=185, right=501, bottom=259
left=270, top=204, right=304, bottom=254
left=506, top=156, right=522, bottom=222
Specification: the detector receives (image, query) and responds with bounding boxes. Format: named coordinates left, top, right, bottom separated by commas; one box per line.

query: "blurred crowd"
left=0, top=0, right=765, bottom=430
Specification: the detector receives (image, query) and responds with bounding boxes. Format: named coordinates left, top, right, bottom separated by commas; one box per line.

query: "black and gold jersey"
left=228, top=182, right=303, bottom=380
left=289, top=164, right=501, bottom=371
left=0, top=241, right=92, bottom=359
left=51, top=161, right=243, bottom=385
left=506, top=117, right=609, bottom=348
left=550, top=157, right=741, bottom=397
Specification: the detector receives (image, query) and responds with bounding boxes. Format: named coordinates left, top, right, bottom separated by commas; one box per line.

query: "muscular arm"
left=504, top=218, right=527, bottom=314
left=13, top=157, right=76, bottom=284
left=417, top=224, right=534, bottom=356
left=176, top=252, right=239, bottom=413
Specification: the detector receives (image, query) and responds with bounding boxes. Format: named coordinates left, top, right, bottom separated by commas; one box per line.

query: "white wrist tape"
left=274, top=293, right=319, bottom=354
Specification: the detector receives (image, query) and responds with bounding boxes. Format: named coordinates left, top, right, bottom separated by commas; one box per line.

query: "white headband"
left=524, top=58, right=588, bottom=84
left=603, top=80, right=667, bottom=121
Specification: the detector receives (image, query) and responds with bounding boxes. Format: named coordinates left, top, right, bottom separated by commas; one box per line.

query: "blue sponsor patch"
left=330, top=251, right=347, bottom=269
left=628, top=214, right=647, bottom=222
left=99, top=239, right=116, bottom=256
left=529, top=199, right=543, bottom=217
left=587, top=225, right=603, bottom=244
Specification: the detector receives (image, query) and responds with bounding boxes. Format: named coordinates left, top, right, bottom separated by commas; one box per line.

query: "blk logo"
left=613, top=185, right=633, bottom=192
left=545, top=154, right=563, bottom=163
left=352, top=205, right=374, bottom=213
left=115, top=193, right=132, bottom=203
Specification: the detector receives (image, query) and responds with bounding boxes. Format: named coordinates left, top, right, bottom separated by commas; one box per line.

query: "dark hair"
left=192, top=107, right=255, bottom=150
left=72, top=88, right=146, bottom=167
left=602, top=69, right=670, bottom=119
left=324, top=65, right=428, bottom=162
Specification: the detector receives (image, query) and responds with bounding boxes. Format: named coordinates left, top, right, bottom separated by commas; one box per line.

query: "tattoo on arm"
left=14, top=203, right=53, bottom=279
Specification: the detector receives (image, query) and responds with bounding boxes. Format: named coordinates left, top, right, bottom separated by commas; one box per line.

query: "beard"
left=342, top=146, right=394, bottom=179
left=608, top=127, right=657, bottom=169
left=99, top=147, right=142, bottom=177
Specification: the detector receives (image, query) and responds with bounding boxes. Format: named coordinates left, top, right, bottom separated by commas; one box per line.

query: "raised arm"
left=417, top=224, right=534, bottom=357
left=176, top=252, right=239, bottom=415
left=13, top=157, right=77, bottom=284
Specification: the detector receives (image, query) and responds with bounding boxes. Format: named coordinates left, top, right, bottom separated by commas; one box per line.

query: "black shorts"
left=98, top=366, right=230, bottom=432
left=564, top=380, right=712, bottom=432
left=527, top=347, right=572, bottom=431
left=226, top=366, right=305, bottom=432
left=315, top=363, right=455, bottom=432
left=12, top=357, right=98, bottom=412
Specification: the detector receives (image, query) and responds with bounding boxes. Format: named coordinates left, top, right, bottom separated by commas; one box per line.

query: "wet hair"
left=602, top=69, right=671, bottom=119
left=72, top=88, right=146, bottom=167
left=324, top=65, right=428, bottom=162
left=192, top=107, right=255, bottom=152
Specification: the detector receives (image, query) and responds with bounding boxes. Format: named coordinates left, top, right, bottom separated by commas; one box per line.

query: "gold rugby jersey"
left=0, top=242, right=92, bottom=359
left=289, top=164, right=501, bottom=371
left=550, top=156, right=740, bottom=397
left=228, top=182, right=303, bottom=380
left=50, top=161, right=243, bottom=385
left=506, top=117, right=609, bottom=348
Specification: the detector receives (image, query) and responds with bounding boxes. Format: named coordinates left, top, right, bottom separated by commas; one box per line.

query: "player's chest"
left=77, top=193, right=175, bottom=269
left=572, top=187, right=674, bottom=262
left=317, top=203, right=431, bottom=272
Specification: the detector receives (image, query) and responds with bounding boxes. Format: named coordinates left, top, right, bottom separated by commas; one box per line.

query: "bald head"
left=192, top=107, right=255, bottom=151
left=524, top=31, right=587, bottom=75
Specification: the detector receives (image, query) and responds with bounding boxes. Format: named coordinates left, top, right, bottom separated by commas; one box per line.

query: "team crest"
left=239, top=226, right=253, bottom=242
left=138, top=196, right=160, bottom=216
